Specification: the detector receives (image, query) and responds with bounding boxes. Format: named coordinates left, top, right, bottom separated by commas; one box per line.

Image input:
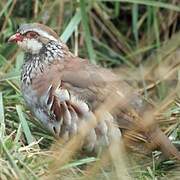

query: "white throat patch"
left=18, top=38, right=43, bottom=54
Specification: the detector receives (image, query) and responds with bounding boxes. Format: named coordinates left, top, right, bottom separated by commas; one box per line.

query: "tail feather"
left=116, top=110, right=180, bottom=160
left=148, top=127, right=180, bottom=160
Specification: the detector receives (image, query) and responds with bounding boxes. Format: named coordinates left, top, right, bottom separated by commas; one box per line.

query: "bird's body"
left=8, top=23, right=180, bottom=158
left=19, top=31, right=123, bottom=150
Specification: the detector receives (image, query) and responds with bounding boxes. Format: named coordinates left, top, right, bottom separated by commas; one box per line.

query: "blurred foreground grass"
left=0, top=0, right=180, bottom=179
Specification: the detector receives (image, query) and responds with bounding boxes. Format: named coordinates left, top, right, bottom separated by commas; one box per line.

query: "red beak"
left=8, top=33, right=23, bottom=43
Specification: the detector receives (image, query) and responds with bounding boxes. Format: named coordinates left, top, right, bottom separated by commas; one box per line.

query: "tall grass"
left=0, top=0, right=180, bottom=179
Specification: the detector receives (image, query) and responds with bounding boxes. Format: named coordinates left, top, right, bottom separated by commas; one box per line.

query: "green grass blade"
left=61, top=157, right=98, bottom=170
left=16, top=105, right=34, bottom=144
left=93, top=38, right=135, bottom=68
left=17, top=159, right=39, bottom=180
left=147, top=6, right=153, bottom=43
left=93, top=3, right=132, bottom=54
left=132, top=4, right=139, bottom=45
left=153, top=7, right=166, bottom=100
left=0, top=0, right=13, bottom=18
left=80, top=0, right=96, bottom=64
left=114, top=1, right=120, bottom=17
left=99, top=0, right=180, bottom=12
left=6, top=79, right=20, bottom=93
left=153, top=8, right=160, bottom=49
left=0, top=137, right=24, bottom=180
left=0, top=92, right=5, bottom=138
left=60, top=10, right=82, bottom=43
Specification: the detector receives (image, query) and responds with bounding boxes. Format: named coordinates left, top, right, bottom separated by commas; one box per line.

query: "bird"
left=8, top=23, right=180, bottom=159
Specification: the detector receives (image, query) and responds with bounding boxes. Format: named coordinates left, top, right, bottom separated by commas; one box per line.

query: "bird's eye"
left=25, top=31, right=38, bottom=38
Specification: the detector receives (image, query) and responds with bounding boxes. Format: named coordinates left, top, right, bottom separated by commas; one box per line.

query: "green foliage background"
left=0, top=0, right=180, bottom=179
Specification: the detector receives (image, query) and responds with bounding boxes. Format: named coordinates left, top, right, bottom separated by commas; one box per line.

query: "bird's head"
left=8, top=23, right=59, bottom=54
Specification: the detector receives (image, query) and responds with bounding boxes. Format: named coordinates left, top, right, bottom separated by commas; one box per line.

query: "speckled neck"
left=21, top=40, right=65, bottom=85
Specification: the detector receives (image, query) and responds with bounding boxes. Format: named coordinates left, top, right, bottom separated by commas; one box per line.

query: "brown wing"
left=32, top=56, right=134, bottom=108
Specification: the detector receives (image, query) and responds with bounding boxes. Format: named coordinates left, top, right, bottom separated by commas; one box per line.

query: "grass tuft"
left=0, top=0, right=179, bottom=179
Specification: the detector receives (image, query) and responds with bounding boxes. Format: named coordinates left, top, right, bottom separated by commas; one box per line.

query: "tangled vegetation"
left=0, top=0, right=180, bottom=179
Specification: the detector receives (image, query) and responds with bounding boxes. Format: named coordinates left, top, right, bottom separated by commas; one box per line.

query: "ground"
left=0, top=0, right=179, bottom=179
